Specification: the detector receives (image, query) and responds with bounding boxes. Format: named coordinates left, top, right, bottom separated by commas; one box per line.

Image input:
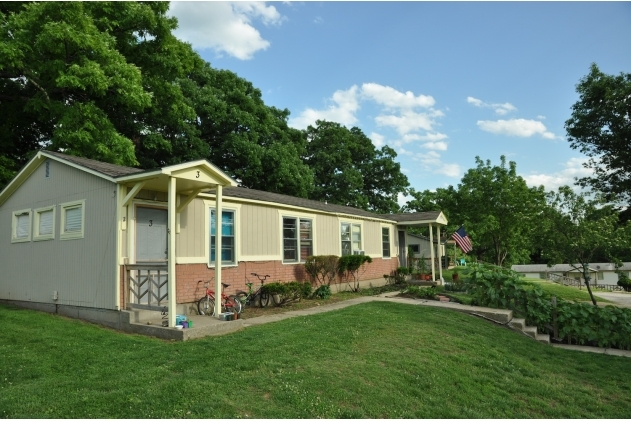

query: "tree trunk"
left=584, top=280, right=598, bottom=306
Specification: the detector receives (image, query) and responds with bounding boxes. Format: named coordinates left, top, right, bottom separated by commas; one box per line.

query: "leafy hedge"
left=262, top=281, right=312, bottom=306
left=465, top=263, right=631, bottom=350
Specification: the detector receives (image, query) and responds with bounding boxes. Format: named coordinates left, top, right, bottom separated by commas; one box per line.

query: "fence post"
left=551, top=296, right=558, bottom=341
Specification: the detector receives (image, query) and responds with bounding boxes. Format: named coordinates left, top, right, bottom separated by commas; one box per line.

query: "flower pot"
left=452, top=273, right=459, bottom=281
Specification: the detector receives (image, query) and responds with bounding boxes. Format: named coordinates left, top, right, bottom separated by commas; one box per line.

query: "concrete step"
left=522, top=325, right=538, bottom=339
left=536, top=333, right=551, bottom=344
left=509, top=318, right=526, bottom=330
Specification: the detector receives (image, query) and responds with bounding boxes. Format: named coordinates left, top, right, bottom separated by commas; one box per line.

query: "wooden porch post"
left=214, top=184, right=223, bottom=318
left=168, top=177, right=177, bottom=327
left=429, top=223, right=436, bottom=282
left=437, top=225, right=443, bottom=283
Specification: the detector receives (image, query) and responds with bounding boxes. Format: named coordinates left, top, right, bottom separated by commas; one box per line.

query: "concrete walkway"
left=592, top=291, right=631, bottom=308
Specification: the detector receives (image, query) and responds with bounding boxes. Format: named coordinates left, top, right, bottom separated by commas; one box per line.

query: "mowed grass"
left=523, top=278, right=612, bottom=303
left=2, top=302, right=631, bottom=418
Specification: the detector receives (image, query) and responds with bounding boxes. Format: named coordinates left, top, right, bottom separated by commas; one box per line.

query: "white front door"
left=136, top=207, right=168, bottom=262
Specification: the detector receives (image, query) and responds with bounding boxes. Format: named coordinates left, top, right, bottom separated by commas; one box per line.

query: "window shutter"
left=39, top=210, right=53, bottom=235
left=65, top=207, right=82, bottom=232
left=16, top=214, right=30, bottom=238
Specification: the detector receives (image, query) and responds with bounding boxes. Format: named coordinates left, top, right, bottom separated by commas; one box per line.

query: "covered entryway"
left=116, top=160, right=237, bottom=326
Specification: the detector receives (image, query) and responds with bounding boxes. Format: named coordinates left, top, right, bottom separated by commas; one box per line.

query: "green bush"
left=262, top=281, right=312, bottom=306
left=466, top=263, right=631, bottom=350
left=338, top=254, right=373, bottom=292
left=312, top=285, right=332, bottom=300
left=405, top=286, right=438, bottom=300
left=304, top=255, right=339, bottom=286
left=617, top=272, right=631, bottom=292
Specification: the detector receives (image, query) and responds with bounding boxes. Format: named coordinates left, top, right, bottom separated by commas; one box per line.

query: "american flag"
left=451, top=226, right=472, bottom=253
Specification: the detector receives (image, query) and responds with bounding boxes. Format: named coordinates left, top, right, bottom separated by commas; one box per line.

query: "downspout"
left=214, top=184, right=223, bottom=318
left=168, top=177, right=177, bottom=327
left=429, top=223, right=436, bottom=282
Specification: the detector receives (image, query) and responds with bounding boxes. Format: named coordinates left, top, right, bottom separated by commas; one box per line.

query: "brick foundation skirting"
left=176, top=258, right=400, bottom=304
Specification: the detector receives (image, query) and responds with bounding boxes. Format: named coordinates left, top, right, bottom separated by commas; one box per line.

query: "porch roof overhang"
left=386, top=211, right=448, bottom=227
left=114, top=159, right=238, bottom=192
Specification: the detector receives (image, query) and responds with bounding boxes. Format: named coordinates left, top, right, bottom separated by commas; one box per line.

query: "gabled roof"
left=207, top=187, right=394, bottom=221
left=44, top=151, right=144, bottom=178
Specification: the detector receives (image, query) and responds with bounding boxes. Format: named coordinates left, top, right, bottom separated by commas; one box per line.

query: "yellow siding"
left=240, top=203, right=279, bottom=257
left=364, top=220, right=382, bottom=256
left=315, top=213, right=339, bottom=255
left=177, top=196, right=205, bottom=258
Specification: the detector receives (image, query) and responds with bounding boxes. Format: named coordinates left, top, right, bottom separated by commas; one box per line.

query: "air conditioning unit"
left=353, top=250, right=365, bottom=255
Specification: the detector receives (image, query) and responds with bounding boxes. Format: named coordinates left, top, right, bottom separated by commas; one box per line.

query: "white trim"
left=280, top=212, right=315, bottom=264
left=240, top=254, right=283, bottom=262
left=380, top=224, right=392, bottom=259
left=59, top=200, right=85, bottom=240
left=11, top=208, right=32, bottom=243
left=203, top=200, right=240, bottom=268
left=339, top=218, right=364, bottom=256
left=42, top=152, right=117, bottom=183
left=33, top=205, right=56, bottom=241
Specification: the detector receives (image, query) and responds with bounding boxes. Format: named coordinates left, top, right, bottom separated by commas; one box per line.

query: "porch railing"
left=548, top=272, right=584, bottom=289
left=125, top=264, right=168, bottom=310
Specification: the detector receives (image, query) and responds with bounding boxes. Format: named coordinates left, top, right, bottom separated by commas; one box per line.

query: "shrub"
left=405, top=286, right=437, bottom=300
left=337, top=255, right=373, bottom=292
left=304, top=255, right=338, bottom=286
left=617, top=272, right=631, bottom=292
left=312, top=285, right=332, bottom=300
left=262, top=281, right=311, bottom=306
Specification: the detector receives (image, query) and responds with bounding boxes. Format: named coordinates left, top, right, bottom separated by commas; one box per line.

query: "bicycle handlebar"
left=250, top=273, right=270, bottom=281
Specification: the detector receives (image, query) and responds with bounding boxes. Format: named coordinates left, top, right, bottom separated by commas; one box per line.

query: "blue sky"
left=168, top=1, right=631, bottom=204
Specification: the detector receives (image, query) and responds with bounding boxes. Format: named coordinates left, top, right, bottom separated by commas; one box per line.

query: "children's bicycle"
left=197, top=279, right=241, bottom=317
left=235, top=273, right=270, bottom=310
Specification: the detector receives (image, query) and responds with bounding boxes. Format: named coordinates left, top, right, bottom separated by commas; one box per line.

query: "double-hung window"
left=11, top=209, right=32, bottom=243
left=382, top=227, right=391, bottom=258
left=341, top=222, right=362, bottom=256
left=60, top=200, right=85, bottom=240
left=283, top=217, right=313, bottom=263
left=210, top=209, right=235, bottom=265
left=34, top=206, right=55, bottom=241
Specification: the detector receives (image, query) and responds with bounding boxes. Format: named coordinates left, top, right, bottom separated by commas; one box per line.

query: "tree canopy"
left=566, top=63, right=631, bottom=205
left=405, top=156, right=547, bottom=267
left=303, top=120, right=409, bottom=213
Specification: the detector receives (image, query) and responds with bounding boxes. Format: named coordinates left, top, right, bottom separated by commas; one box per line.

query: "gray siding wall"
left=0, top=159, right=117, bottom=309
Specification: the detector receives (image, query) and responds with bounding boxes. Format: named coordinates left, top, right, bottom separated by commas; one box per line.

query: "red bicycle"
left=197, top=279, right=241, bottom=316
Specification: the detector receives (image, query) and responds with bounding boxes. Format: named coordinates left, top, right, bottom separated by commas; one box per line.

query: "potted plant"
left=416, top=255, right=430, bottom=281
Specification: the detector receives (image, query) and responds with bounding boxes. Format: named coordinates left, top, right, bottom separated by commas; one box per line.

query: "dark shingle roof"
left=384, top=211, right=443, bottom=222
left=215, top=187, right=389, bottom=220
left=44, top=151, right=144, bottom=178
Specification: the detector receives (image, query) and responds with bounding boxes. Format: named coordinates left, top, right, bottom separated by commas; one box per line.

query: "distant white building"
left=511, top=263, right=631, bottom=286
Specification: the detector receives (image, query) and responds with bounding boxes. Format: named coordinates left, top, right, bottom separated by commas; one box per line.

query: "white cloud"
left=411, top=150, right=461, bottom=178
left=375, top=111, right=439, bottom=135
left=361, top=83, right=435, bottom=109
left=169, top=2, right=284, bottom=60
left=397, top=192, right=410, bottom=208
left=370, top=132, right=385, bottom=147
left=477, top=118, right=556, bottom=139
left=289, top=86, right=360, bottom=129
left=467, top=96, right=517, bottom=115
left=313, top=16, right=323, bottom=24
left=536, top=115, right=546, bottom=120
left=522, top=157, right=593, bottom=192
left=421, top=141, right=448, bottom=151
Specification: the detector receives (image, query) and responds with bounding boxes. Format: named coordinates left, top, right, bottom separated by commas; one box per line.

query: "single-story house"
left=0, top=151, right=448, bottom=328
left=511, top=263, right=631, bottom=285
left=406, top=233, right=452, bottom=269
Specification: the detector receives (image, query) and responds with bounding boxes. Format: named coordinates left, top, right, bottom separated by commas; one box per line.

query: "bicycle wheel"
left=272, top=293, right=282, bottom=306
left=259, top=291, right=270, bottom=308
left=197, top=295, right=215, bottom=316
left=235, top=291, right=248, bottom=307
left=228, top=295, right=242, bottom=314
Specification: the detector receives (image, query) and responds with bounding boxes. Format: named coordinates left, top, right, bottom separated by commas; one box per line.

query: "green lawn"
left=2, top=302, right=631, bottom=418
left=522, top=278, right=612, bottom=303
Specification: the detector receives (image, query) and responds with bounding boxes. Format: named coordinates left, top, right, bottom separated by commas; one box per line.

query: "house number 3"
left=196, top=171, right=200, bottom=178
left=149, top=220, right=153, bottom=227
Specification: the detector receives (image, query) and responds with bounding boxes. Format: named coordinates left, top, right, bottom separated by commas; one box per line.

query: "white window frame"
left=381, top=226, right=391, bottom=259
left=60, top=200, right=85, bottom=240
left=209, top=207, right=237, bottom=267
left=340, top=221, right=363, bottom=256
left=282, top=216, right=313, bottom=264
left=33, top=206, right=56, bottom=241
left=11, top=209, right=32, bottom=243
